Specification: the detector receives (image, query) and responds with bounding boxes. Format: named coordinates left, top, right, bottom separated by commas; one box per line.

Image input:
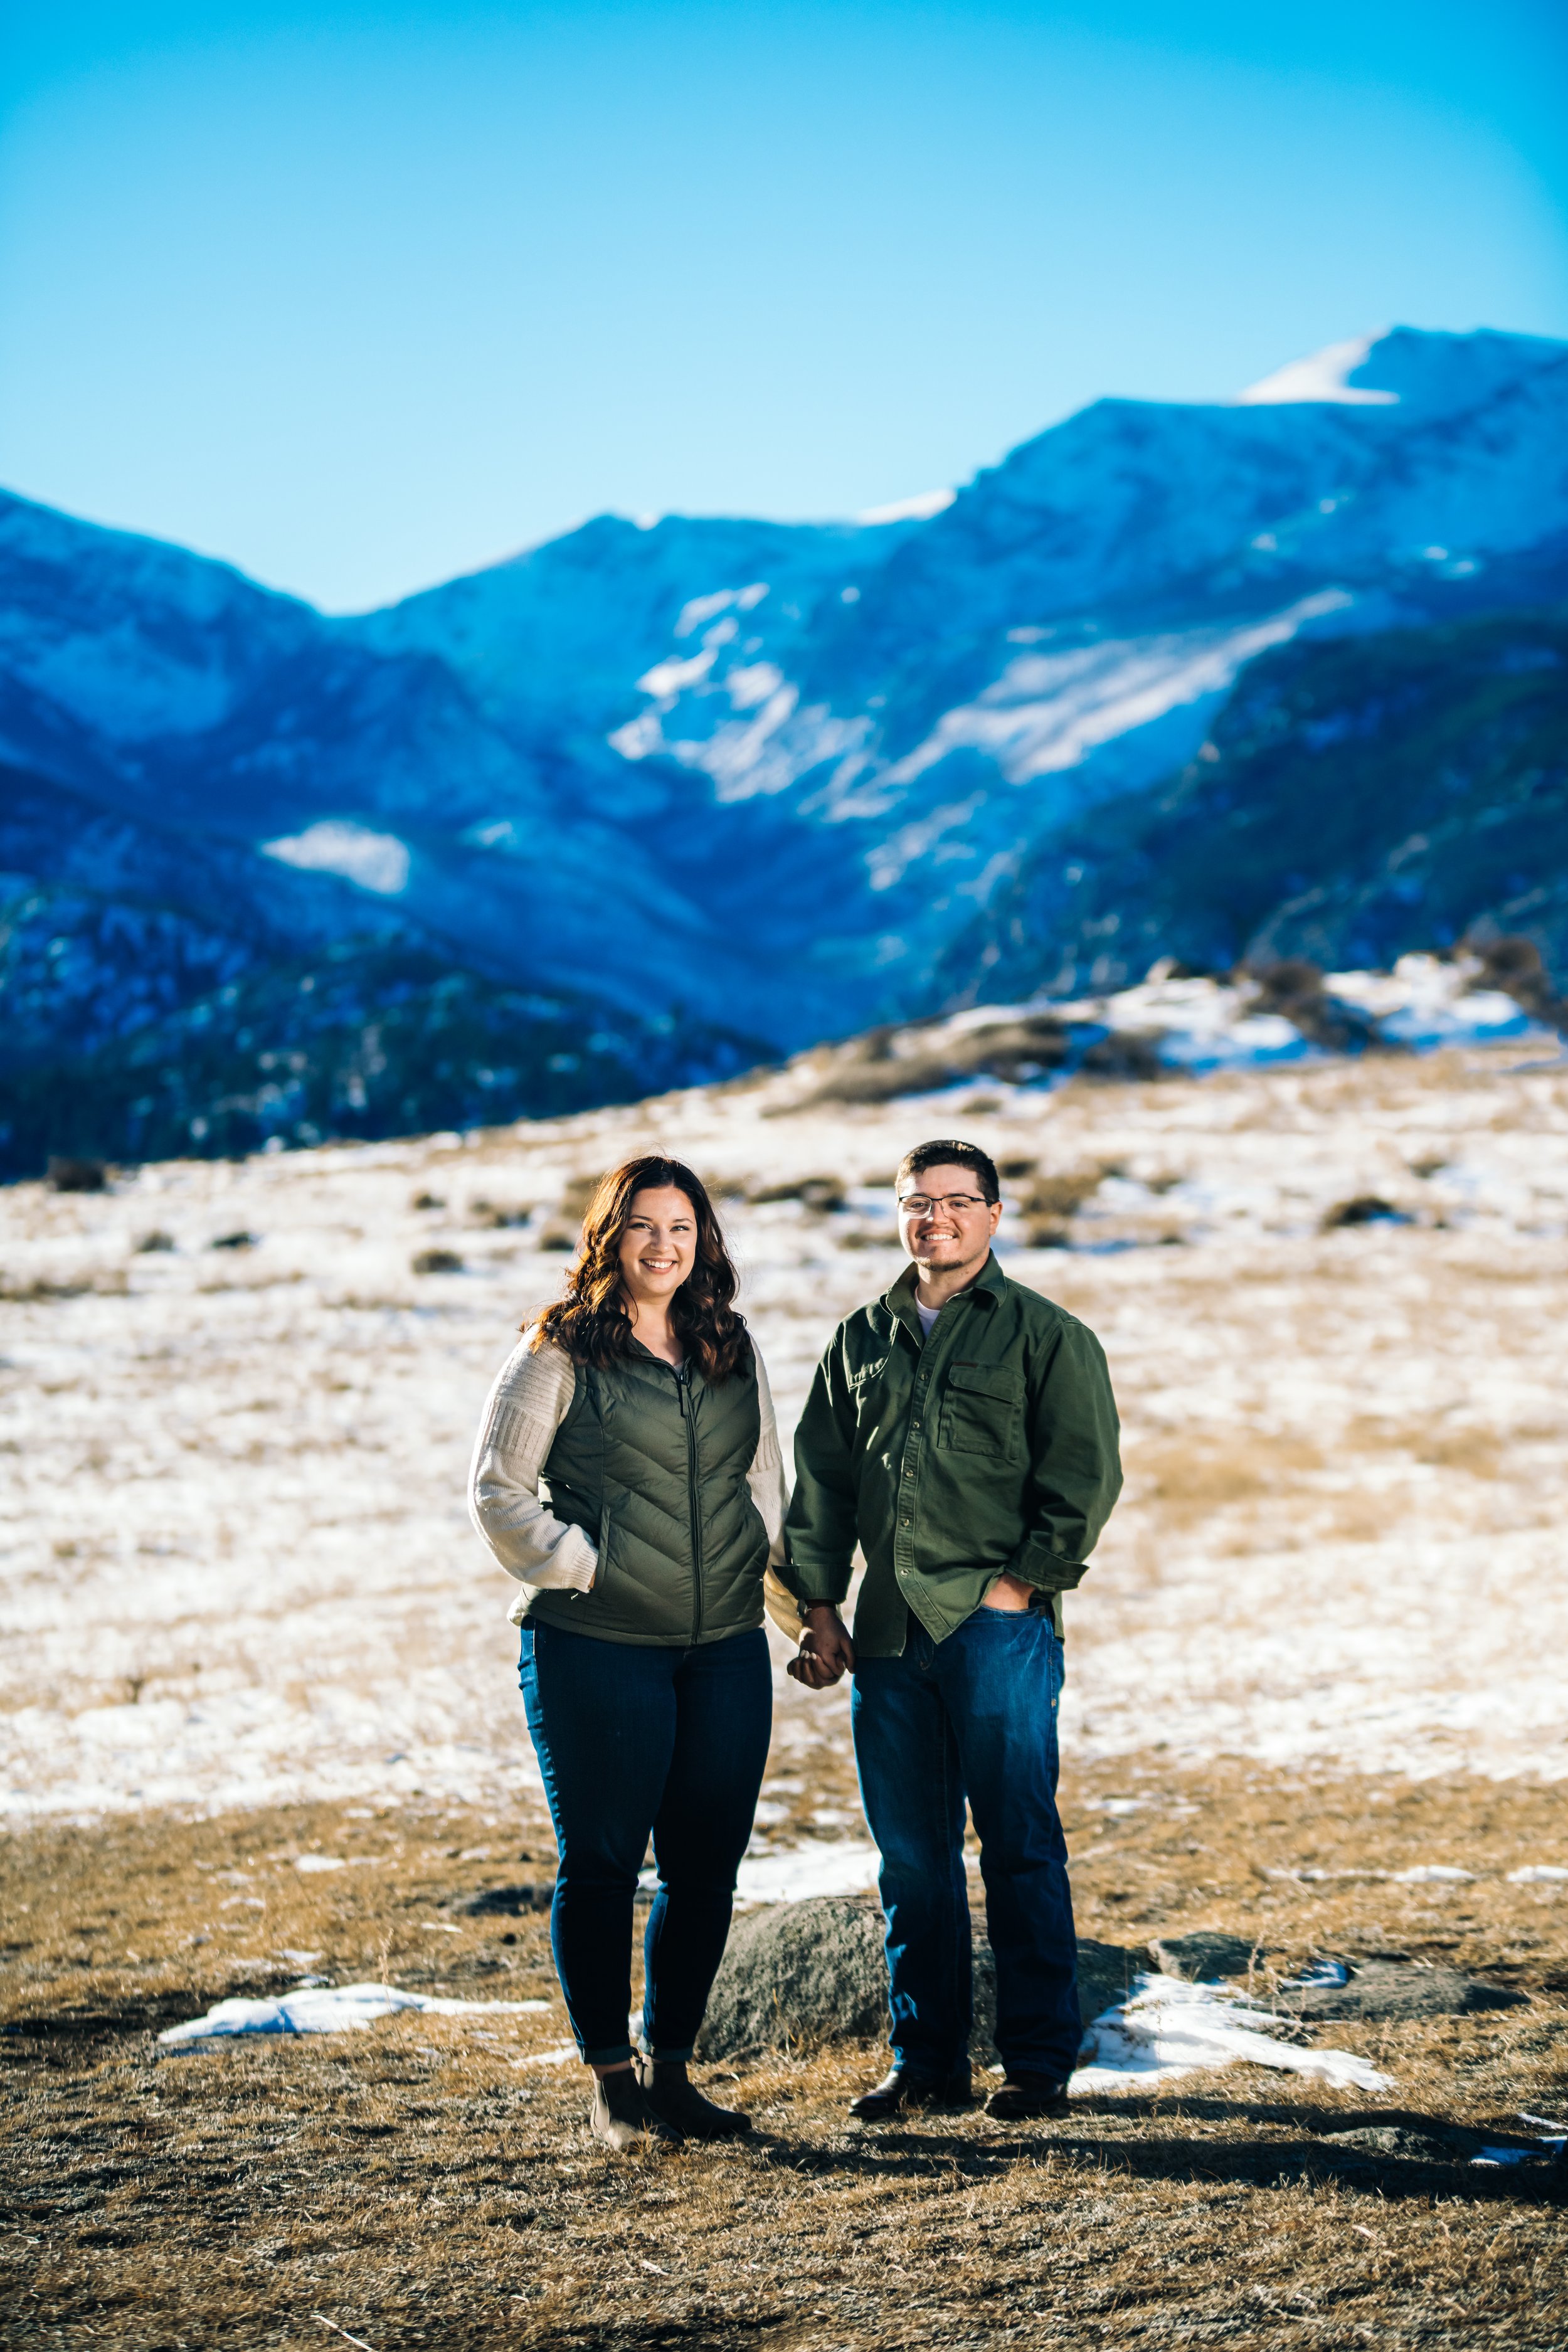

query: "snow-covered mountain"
left=2, top=325, right=1565, bottom=1173
left=346, top=326, right=1568, bottom=1009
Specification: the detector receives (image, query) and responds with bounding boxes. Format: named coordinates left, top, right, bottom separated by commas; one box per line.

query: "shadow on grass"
left=748, top=2109, right=1567, bottom=2206
left=1, top=1989, right=215, bottom=2043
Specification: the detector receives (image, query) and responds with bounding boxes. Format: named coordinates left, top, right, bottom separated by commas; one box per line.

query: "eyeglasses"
left=896, top=1192, right=992, bottom=1217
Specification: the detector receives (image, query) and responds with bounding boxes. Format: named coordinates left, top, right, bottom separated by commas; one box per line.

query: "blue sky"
left=3, top=1, right=1565, bottom=611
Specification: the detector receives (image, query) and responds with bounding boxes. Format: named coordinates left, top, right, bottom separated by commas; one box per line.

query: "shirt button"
left=902, top=1517, right=911, bottom=1527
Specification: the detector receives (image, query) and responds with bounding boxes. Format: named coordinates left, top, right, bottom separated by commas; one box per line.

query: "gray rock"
left=972, top=1935, right=1140, bottom=2042
left=1076, top=1940, right=1144, bottom=2026
left=1274, top=1960, right=1527, bottom=2022
left=1145, top=1934, right=1528, bottom=2021
left=697, top=1897, right=887, bottom=2060
left=1148, top=1932, right=1264, bottom=1983
left=695, top=1894, right=1138, bottom=2062
left=1321, top=2124, right=1465, bottom=2162
left=454, top=1882, right=556, bottom=1917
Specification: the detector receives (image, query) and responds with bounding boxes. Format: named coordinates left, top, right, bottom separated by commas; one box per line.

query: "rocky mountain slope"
left=948, top=606, right=1568, bottom=1000
left=2, top=326, right=1565, bottom=1175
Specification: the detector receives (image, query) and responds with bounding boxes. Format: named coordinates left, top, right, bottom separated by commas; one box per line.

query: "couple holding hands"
left=469, top=1139, right=1122, bottom=2151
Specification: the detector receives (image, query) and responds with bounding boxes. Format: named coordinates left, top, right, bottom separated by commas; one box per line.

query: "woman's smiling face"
left=617, top=1184, right=698, bottom=1308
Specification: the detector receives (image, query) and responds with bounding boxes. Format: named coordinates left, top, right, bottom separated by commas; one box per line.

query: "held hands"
left=788, top=1604, right=856, bottom=1688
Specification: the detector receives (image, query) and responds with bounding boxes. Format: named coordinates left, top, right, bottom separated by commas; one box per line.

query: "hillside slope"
left=947, top=608, right=1568, bottom=1000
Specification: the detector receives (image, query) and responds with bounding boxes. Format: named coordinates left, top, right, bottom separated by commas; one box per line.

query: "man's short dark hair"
left=896, top=1139, right=1000, bottom=1205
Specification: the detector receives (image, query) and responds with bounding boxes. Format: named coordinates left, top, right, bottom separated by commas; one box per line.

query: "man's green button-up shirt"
left=781, top=1254, right=1123, bottom=1654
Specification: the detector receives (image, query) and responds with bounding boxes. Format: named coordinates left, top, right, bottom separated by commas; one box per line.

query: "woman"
left=468, top=1154, right=792, bottom=2151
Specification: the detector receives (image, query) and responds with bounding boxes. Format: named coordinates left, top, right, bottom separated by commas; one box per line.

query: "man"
left=781, top=1139, right=1121, bottom=2121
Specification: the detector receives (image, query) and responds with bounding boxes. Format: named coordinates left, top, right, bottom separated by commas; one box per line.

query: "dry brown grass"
left=1133, top=1438, right=1328, bottom=1525
left=3, top=1761, right=1565, bottom=2349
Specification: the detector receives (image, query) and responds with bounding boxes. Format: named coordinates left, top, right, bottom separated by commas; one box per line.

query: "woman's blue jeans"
left=851, top=1607, right=1081, bottom=2084
left=519, top=1621, right=772, bottom=2065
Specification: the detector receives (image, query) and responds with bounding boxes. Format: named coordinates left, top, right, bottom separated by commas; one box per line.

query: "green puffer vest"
left=524, top=1345, right=768, bottom=1647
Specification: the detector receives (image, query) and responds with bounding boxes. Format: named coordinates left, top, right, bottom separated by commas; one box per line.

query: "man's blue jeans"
left=519, top=1621, right=771, bottom=2066
left=851, top=1607, right=1081, bottom=2084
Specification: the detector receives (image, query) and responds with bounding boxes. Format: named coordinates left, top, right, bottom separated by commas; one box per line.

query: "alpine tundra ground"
left=3, top=1039, right=1567, bottom=2342
left=2, top=1767, right=1566, bottom=2349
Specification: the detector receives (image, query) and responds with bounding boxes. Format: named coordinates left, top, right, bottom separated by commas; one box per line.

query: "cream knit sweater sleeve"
left=467, top=1329, right=794, bottom=1629
left=748, top=1347, right=788, bottom=1569
left=467, top=1332, right=598, bottom=1609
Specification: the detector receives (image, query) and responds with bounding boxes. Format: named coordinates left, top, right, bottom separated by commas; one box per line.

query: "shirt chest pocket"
left=847, top=1355, right=897, bottom=1441
left=938, top=1362, right=1023, bottom=1458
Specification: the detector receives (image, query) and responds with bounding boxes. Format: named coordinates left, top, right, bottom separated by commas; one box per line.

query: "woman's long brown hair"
left=529, top=1155, right=751, bottom=1382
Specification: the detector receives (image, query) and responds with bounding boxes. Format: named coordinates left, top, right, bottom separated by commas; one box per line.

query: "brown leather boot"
left=635, top=2053, right=752, bottom=2139
left=849, top=2066, right=973, bottom=2122
left=983, top=2070, right=1071, bottom=2121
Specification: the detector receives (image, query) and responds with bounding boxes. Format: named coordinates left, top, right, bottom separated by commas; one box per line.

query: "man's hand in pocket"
left=980, top=1571, right=1036, bottom=1613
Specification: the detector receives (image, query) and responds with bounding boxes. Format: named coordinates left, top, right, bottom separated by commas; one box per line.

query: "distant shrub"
left=412, top=1247, right=465, bottom=1274
left=469, top=1199, right=532, bottom=1227
left=134, top=1231, right=176, bottom=1253
left=1466, top=932, right=1565, bottom=1028
left=1322, top=1196, right=1410, bottom=1231
left=209, top=1230, right=258, bottom=1251
left=0, top=1270, right=127, bottom=1301
left=802, top=1013, right=1073, bottom=1108
left=1249, top=956, right=1325, bottom=1007
left=805, top=1054, right=965, bottom=1105
left=521, top=1173, right=604, bottom=1254
left=1079, top=1032, right=1163, bottom=1081
left=47, top=1157, right=107, bottom=1193
left=750, top=1176, right=846, bottom=1211
left=1472, top=933, right=1544, bottom=993
left=941, top=1017, right=1071, bottom=1087
left=411, top=1191, right=446, bottom=1211
left=1244, top=958, right=1382, bottom=1052
left=1020, top=1170, right=1103, bottom=1219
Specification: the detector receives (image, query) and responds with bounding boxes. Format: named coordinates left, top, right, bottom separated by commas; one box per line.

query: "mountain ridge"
left=3, top=324, right=1566, bottom=1175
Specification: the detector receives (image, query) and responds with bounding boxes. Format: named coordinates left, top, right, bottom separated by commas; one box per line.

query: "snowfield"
left=2, top=1025, right=1566, bottom=1821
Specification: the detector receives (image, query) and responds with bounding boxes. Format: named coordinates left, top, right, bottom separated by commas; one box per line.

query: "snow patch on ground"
left=735, top=1843, right=880, bottom=1903
left=978, top=955, right=1541, bottom=1078
left=157, top=1982, right=543, bottom=2044
left=1328, top=963, right=1537, bottom=1051
left=1071, top=1974, right=1392, bottom=2095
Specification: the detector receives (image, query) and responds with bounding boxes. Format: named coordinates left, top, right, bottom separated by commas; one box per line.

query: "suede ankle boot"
left=589, top=2067, right=679, bottom=2151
